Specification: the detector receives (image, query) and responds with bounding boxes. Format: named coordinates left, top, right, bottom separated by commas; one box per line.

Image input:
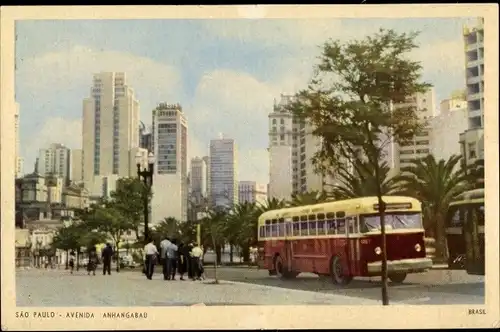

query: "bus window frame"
left=271, top=219, right=278, bottom=237
left=308, top=214, right=317, bottom=236
left=346, top=215, right=358, bottom=235
left=317, top=213, right=326, bottom=235
left=278, top=218, right=285, bottom=237
left=336, top=212, right=346, bottom=234
left=264, top=220, right=271, bottom=238
left=326, top=212, right=336, bottom=235
left=292, top=220, right=300, bottom=236
left=299, top=215, right=308, bottom=236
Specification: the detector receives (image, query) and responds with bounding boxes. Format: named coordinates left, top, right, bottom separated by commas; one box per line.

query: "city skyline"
left=16, top=17, right=475, bottom=185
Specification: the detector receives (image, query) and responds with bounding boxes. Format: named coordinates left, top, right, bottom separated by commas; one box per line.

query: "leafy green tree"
left=110, top=177, right=150, bottom=241
left=288, top=190, right=329, bottom=207
left=329, top=159, right=399, bottom=199
left=285, top=28, right=430, bottom=305
left=52, top=224, right=81, bottom=269
left=85, top=203, right=133, bottom=272
left=393, top=154, right=469, bottom=262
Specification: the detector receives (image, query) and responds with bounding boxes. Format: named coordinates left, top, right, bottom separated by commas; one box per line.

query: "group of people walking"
left=68, top=243, right=115, bottom=276
left=143, top=237, right=204, bottom=281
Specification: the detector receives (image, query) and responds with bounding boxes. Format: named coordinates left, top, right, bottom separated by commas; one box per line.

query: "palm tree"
left=151, top=217, right=181, bottom=245
left=288, top=190, right=329, bottom=207
left=202, top=207, right=229, bottom=283
left=256, top=197, right=287, bottom=214
left=329, top=159, right=399, bottom=199
left=229, top=202, right=259, bottom=262
left=393, top=154, right=469, bottom=262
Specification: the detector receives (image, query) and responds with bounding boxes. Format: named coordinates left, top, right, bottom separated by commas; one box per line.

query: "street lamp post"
left=136, top=152, right=155, bottom=244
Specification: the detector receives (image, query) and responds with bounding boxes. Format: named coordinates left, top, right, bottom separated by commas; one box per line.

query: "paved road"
left=15, top=268, right=381, bottom=306
left=201, top=266, right=485, bottom=305
left=16, top=266, right=484, bottom=306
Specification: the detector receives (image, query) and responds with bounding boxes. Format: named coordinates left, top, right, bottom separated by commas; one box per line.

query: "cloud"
left=203, top=19, right=344, bottom=47
left=412, top=39, right=466, bottom=74
left=17, top=45, right=183, bottom=118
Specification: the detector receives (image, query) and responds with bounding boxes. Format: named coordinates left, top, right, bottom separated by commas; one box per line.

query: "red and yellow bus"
left=256, top=196, right=432, bottom=284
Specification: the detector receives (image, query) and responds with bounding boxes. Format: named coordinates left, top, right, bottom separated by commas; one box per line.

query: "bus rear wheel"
left=388, top=272, right=407, bottom=284
left=330, top=255, right=353, bottom=285
left=274, top=255, right=298, bottom=279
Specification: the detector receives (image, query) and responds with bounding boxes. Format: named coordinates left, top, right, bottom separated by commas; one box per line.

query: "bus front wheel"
left=274, top=255, right=298, bottom=279
left=388, top=272, right=407, bottom=284
left=330, top=255, right=353, bottom=285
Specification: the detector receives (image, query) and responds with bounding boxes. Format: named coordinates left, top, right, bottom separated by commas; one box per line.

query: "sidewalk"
left=16, top=268, right=382, bottom=306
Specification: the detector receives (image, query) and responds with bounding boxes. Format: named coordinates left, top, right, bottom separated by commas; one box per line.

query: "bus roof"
left=258, top=196, right=421, bottom=224
left=450, top=188, right=485, bottom=206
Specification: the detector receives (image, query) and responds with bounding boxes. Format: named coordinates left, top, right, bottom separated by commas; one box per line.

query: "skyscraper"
left=460, top=18, right=485, bottom=165
left=82, top=72, right=140, bottom=190
left=38, top=143, right=72, bottom=185
left=209, top=136, right=238, bottom=208
left=150, top=103, right=188, bottom=224
left=238, top=181, right=267, bottom=205
left=70, top=149, right=83, bottom=184
left=139, top=121, right=153, bottom=152
left=190, top=157, right=207, bottom=204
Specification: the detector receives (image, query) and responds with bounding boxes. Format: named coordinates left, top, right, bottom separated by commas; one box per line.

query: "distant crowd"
left=143, top=238, right=205, bottom=281
left=66, top=239, right=205, bottom=281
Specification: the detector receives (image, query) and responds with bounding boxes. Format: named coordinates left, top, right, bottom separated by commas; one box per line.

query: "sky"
left=15, top=17, right=475, bottom=185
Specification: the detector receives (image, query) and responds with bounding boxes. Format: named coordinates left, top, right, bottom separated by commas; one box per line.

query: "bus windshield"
left=361, top=213, right=422, bottom=232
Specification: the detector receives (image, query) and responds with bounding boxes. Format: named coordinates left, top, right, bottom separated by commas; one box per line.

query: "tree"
left=230, top=202, right=259, bottom=262
left=110, top=177, right=150, bottom=241
left=85, top=202, right=133, bottom=272
left=52, top=224, right=81, bottom=269
left=288, top=190, right=329, bottom=207
left=329, top=159, right=399, bottom=199
left=393, top=155, right=469, bottom=262
left=285, top=29, right=431, bottom=305
left=257, top=198, right=287, bottom=214
left=202, top=207, right=229, bottom=283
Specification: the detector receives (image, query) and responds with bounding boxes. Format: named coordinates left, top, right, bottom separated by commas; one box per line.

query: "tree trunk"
left=229, top=244, right=234, bottom=263
left=377, top=196, right=389, bottom=306
left=211, top=236, right=219, bottom=284
left=242, top=244, right=251, bottom=263
left=434, top=213, right=448, bottom=263
left=115, top=241, right=121, bottom=273
left=215, top=244, right=222, bottom=265
left=65, top=250, right=69, bottom=270
left=76, top=250, right=80, bottom=271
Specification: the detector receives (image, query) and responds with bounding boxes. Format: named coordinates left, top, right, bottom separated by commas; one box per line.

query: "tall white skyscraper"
left=202, top=156, right=210, bottom=203
left=190, top=157, right=207, bottom=204
left=71, top=149, right=83, bottom=184
left=395, top=88, right=437, bottom=170
left=268, top=94, right=331, bottom=200
left=38, top=143, right=72, bottom=185
left=82, top=72, right=140, bottom=189
left=209, top=136, right=238, bottom=208
left=460, top=18, right=485, bottom=165
left=150, top=103, right=188, bottom=224
left=238, top=181, right=267, bottom=205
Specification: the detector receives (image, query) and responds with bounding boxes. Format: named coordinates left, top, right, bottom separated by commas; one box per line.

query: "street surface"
left=16, top=266, right=484, bottom=306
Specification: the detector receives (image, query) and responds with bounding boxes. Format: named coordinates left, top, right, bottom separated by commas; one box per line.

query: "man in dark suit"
left=101, top=243, right=114, bottom=275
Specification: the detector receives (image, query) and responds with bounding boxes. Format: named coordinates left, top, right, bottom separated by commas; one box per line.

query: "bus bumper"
left=367, top=258, right=433, bottom=275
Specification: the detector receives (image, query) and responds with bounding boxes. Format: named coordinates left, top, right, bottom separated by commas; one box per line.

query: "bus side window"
left=347, top=216, right=356, bottom=234
left=308, top=214, right=317, bottom=236
left=278, top=218, right=285, bottom=237
left=300, top=215, right=308, bottom=236
left=317, top=213, right=326, bottom=235
left=336, top=212, right=346, bottom=234
left=292, top=216, right=300, bottom=236
left=271, top=219, right=278, bottom=237
left=265, top=220, right=271, bottom=237
left=326, top=212, right=336, bottom=235
left=259, top=226, right=265, bottom=238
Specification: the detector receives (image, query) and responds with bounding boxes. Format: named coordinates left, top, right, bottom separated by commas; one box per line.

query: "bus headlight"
left=415, top=244, right=422, bottom=252
left=374, top=247, right=382, bottom=255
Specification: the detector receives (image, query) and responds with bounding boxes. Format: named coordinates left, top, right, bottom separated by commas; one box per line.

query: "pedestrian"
left=177, top=242, right=188, bottom=281
left=69, top=250, right=76, bottom=274
left=144, top=237, right=159, bottom=280
left=101, top=243, right=114, bottom=275
left=185, top=242, right=194, bottom=279
left=190, top=243, right=204, bottom=281
left=159, top=237, right=171, bottom=279
left=165, top=239, right=178, bottom=280
left=87, top=246, right=98, bottom=276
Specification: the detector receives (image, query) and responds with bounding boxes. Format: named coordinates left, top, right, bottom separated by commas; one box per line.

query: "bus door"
left=345, top=216, right=359, bottom=275
left=464, top=204, right=485, bottom=275
left=284, top=220, right=294, bottom=272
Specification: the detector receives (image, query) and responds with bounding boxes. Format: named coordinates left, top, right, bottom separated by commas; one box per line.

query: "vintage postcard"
left=1, top=4, right=499, bottom=330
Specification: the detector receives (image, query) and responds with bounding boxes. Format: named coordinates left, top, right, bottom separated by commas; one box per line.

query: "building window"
left=280, top=134, right=285, bottom=140
left=468, top=143, right=476, bottom=159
